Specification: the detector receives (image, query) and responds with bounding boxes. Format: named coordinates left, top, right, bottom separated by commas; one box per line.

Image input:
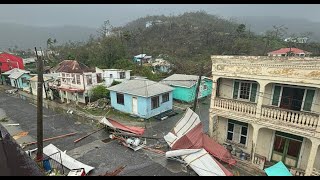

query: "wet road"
left=0, top=90, right=209, bottom=176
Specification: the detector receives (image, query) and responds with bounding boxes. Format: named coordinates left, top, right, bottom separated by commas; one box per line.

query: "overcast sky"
left=1, top=4, right=320, bottom=28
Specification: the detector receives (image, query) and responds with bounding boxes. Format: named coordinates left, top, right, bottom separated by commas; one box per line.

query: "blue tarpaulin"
left=264, top=161, right=293, bottom=176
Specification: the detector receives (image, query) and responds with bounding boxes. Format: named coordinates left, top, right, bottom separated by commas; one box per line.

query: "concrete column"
left=255, top=81, right=268, bottom=119
left=209, top=76, right=220, bottom=138
left=305, top=139, right=320, bottom=176
left=75, top=93, right=79, bottom=105
left=66, top=91, right=70, bottom=104
left=251, top=124, right=262, bottom=164
left=60, top=90, right=64, bottom=103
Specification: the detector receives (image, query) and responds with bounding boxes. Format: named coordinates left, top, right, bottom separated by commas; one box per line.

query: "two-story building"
left=95, top=68, right=131, bottom=87
left=51, top=60, right=100, bottom=104
left=209, top=55, right=320, bottom=176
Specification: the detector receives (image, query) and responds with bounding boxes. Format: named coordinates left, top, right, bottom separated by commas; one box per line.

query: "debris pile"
left=84, top=98, right=110, bottom=110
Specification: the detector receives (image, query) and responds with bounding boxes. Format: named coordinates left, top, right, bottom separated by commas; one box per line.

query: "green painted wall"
left=171, top=79, right=213, bottom=103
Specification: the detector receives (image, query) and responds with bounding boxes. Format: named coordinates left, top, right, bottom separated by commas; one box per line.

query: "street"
left=0, top=89, right=213, bottom=176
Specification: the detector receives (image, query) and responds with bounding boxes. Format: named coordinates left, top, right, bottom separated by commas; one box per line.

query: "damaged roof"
left=51, top=60, right=94, bottom=73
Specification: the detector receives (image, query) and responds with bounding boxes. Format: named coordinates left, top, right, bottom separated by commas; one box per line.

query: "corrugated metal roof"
left=161, top=74, right=211, bottom=88
left=108, top=79, right=173, bottom=97
left=2, top=68, right=29, bottom=75
left=8, top=71, right=29, bottom=79
left=268, top=48, right=311, bottom=55
left=51, top=60, right=94, bottom=73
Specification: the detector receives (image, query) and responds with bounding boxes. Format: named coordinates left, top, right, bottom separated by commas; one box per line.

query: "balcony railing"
left=213, top=98, right=257, bottom=117
left=212, top=97, right=320, bottom=135
left=261, top=106, right=319, bottom=131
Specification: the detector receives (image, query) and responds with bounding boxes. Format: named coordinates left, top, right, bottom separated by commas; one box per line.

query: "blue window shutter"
left=233, top=81, right=239, bottom=99
left=303, top=89, right=315, bottom=111
left=272, top=85, right=281, bottom=106
left=250, top=83, right=258, bottom=102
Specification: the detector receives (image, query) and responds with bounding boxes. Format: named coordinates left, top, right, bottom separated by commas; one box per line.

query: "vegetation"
left=110, top=80, right=122, bottom=86
left=89, top=85, right=109, bottom=102
left=50, top=11, right=320, bottom=77
left=0, top=117, right=8, bottom=122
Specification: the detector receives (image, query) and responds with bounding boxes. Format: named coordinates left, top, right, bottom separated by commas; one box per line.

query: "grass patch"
left=84, top=108, right=106, bottom=116
left=107, top=109, right=142, bottom=122
left=0, top=117, right=8, bottom=122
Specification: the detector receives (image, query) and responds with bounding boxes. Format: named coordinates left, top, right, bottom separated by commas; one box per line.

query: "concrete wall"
left=262, top=83, right=273, bottom=106
left=218, top=78, right=234, bottom=99
left=216, top=116, right=253, bottom=154
left=30, top=81, right=49, bottom=99
left=103, top=70, right=131, bottom=87
left=256, top=128, right=274, bottom=160
left=110, top=91, right=173, bottom=119
left=60, top=90, right=86, bottom=104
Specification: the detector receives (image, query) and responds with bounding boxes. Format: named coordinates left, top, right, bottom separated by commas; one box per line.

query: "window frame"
left=151, top=96, right=160, bottom=110
left=119, top=72, right=126, bottom=79
left=162, top=93, right=169, bottom=103
left=226, top=119, right=248, bottom=146
left=116, top=93, right=124, bottom=105
left=271, top=84, right=317, bottom=112
left=238, top=81, right=251, bottom=101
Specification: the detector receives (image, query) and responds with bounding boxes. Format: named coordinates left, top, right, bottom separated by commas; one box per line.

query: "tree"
left=90, top=85, right=110, bottom=102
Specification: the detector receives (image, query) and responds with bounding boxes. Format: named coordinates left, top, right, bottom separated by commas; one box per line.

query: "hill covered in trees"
left=51, top=11, right=320, bottom=77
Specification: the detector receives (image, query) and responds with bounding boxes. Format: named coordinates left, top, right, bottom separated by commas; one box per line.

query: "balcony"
left=261, top=105, right=319, bottom=132
left=212, top=98, right=320, bottom=137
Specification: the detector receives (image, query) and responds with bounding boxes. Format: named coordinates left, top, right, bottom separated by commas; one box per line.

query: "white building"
left=51, top=60, right=102, bottom=104
left=209, top=55, right=320, bottom=176
left=95, top=68, right=131, bottom=87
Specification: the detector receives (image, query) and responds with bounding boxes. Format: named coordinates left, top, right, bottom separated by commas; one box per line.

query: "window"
left=233, top=80, right=258, bottom=102
left=162, top=93, right=169, bottom=103
left=151, top=96, right=160, bottom=109
left=86, top=75, right=92, bottom=86
left=62, top=73, right=65, bottom=77
left=76, top=75, right=81, bottom=84
left=203, top=84, right=208, bottom=91
left=119, top=72, right=125, bottom=79
left=226, top=119, right=248, bottom=146
left=110, top=74, right=113, bottom=78
left=72, top=74, right=76, bottom=84
left=116, top=93, right=124, bottom=105
left=239, top=82, right=250, bottom=100
left=21, top=77, right=27, bottom=84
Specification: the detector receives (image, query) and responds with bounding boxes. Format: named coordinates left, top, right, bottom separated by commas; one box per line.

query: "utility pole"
left=0, top=68, right=3, bottom=85
left=192, top=63, right=204, bottom=112
left=35, top=47, right=44, bottom=161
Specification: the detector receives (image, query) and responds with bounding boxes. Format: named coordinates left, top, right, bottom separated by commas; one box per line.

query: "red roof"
left=51, top=60, right=94, bottom=73
left=171, top=123, right=236, bottom=175
left=268, top=48, right=311, bottom=55
left=0, top=52, right=24, bottom=72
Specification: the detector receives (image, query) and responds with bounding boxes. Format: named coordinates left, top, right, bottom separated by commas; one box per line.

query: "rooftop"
left=51, top=60, right=94, bottom=73
left=268, top=48, right=311, bottom=55
left=161, top=74, right=210, bottom=88
left=108, top=79, right=173, bottom=97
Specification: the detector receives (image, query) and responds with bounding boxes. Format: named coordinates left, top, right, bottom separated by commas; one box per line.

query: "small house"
left=51, top=60, right=100, bottom=104
left=267, top=48, right=312, bottom=57
left=7, top=69, right=31, bottom=90
left=95, top=68, right=131, bottom=87
left=108, top=79, right=174, bottom=119
left=133, top=54, right=152, bottom=64
left=161, top=74, right=213, bottom=103
left=28, top=75, right=56, bottom=99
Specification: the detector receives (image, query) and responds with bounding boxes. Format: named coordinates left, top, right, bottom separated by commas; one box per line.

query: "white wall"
left=216, top=116, right=253, bottom=154
left=218, top=78, right=234, bottom=99
left=103, top=70, right=131, bottom=87
left=256, top=128, right=274, bottom=160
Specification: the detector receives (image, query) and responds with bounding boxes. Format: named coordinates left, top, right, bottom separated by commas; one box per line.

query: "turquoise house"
left=8, top=70, right=32, bottom=89
left=108, top=79, right=174, bottom=119
left=161, top=74, right=213, bottom=103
